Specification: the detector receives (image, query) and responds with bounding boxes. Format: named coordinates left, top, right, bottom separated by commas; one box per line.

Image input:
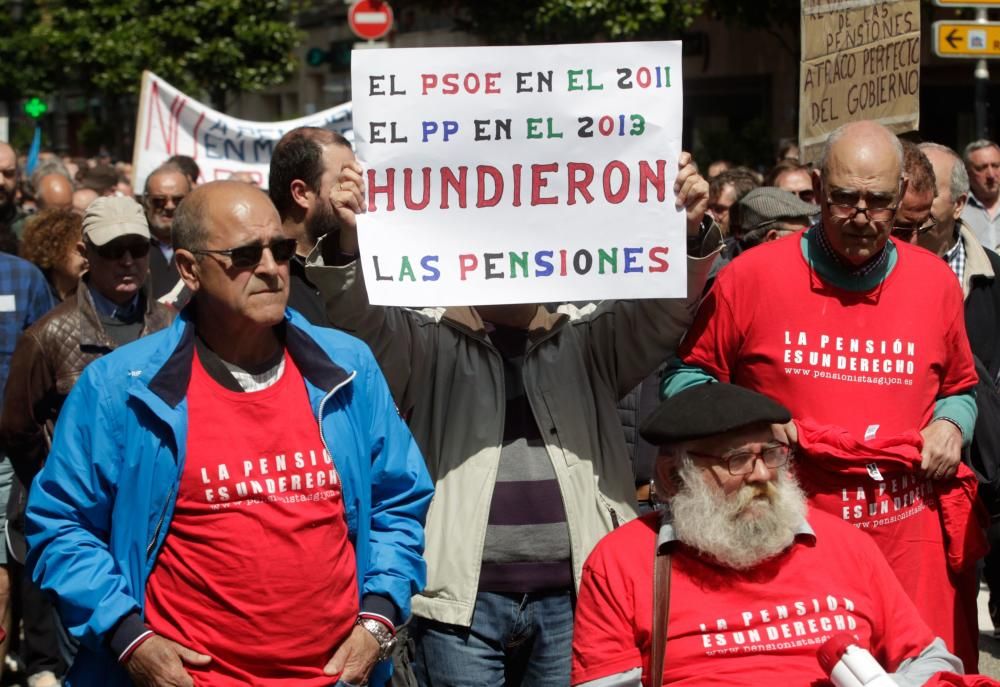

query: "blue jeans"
left=413, top=590, right=574, bottom=687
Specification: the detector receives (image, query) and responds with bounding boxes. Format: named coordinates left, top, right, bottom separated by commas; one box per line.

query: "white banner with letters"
left=132, top=71, right=353, bottom=192
left=351, top=41, right=686, bottom=306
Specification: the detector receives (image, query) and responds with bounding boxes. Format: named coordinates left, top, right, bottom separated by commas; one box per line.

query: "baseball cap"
left=82, top=196, right=151, bottom=246
left=737, top=187, right=819, bottom=233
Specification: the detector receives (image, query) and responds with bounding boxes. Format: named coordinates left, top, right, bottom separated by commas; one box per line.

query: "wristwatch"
left=356, top=616, right=396, bottom=661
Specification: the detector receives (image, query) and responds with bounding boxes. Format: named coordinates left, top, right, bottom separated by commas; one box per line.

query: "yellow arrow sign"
left=934, top=21, right=1000, bottom=57
left=933, top=0, right=1000, bottom=5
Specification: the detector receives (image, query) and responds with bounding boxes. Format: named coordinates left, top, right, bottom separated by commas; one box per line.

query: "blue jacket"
left=25, top=309, right=433, bottom=686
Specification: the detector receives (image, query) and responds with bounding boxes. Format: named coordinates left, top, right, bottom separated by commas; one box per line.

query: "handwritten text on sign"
left=351, top=42, right=685, bottom=306
left=132, top=71, right=353, bottom=193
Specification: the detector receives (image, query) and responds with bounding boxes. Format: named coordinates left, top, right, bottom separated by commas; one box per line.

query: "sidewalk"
left=978, top=581, right=1000, bottom=677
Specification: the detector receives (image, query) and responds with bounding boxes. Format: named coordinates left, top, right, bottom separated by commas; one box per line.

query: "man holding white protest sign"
left=306, top=41, right=720, bottom=685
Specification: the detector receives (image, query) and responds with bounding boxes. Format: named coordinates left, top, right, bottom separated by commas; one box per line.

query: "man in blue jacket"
left=24, top=180, right=433, bottom=687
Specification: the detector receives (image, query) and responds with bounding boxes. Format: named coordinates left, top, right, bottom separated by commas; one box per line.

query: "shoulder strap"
left=650, top=548, right=672, bottom=687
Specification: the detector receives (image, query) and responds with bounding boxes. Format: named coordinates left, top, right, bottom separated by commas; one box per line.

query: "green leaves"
left=0, top=0, right=304, bottom=105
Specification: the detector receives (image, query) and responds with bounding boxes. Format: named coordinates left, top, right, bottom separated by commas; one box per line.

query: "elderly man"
left=35, top=174, right=73, bottom=212
left=961, top=140, right=1000, bottom=250
left=25, top=181, right=433, bottom=687
left=731, top=187, right=816, bottom=253
left=142, top=162, right=192, bottom=299
left=0, top=196, right=173, bottom=687
left=662, top=120, right=981, bottom=669
left=269, top=127, right=356, bottom=324
left=572, top=383, right=964, bottom=687
left=766, top=160, right=815, bottom=204
left=306, top=152, right=719, bottom=685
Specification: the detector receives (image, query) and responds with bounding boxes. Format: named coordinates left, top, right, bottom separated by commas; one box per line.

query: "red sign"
left=348, top=0, right=393, bottom=41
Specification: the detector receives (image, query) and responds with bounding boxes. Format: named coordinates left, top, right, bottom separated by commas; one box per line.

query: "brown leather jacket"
left=0, top=281, right=174, bottom=486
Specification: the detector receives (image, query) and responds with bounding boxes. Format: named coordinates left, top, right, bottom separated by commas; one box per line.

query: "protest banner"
left=799, top=0, right=920, bottom=164
left=132, top=71, right=353, bottom=192
left=350, top=41, right=686, bottom=307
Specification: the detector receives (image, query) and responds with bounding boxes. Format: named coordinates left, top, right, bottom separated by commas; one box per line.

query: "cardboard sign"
left=350, top=42, right=686, bottom=307
left=132, top=71, right=353, bottom=192
left=799, top=0, right=921, bottom=164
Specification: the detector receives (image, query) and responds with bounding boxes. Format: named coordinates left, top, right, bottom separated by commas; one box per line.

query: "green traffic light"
left=306, top=48, right=327, bottom=67
left=24, top=97, right=48, bottom=119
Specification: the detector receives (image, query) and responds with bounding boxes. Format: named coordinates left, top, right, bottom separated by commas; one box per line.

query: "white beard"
left=670, top=457, right=807, bottom=570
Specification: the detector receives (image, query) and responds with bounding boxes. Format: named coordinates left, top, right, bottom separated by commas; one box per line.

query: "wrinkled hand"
left=675, top=152, right=709, bottom=236
left=323, top=625, right=380, bottom=685
left=332, top=160, right=366, bottom=254
left=124, top=635, right=211, bottom=687
left=920, top=419, right=962, bottom=480
left=771, top=420, right=799, bottom=447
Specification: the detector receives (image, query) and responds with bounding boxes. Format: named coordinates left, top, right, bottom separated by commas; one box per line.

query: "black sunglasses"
left=193, top=237, right=297, bottom=270
left=146, top=194, right=186, bottom=211
left=89, top=237, right=151, bottom=261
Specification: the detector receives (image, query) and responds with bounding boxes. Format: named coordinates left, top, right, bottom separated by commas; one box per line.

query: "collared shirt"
left=0, top=253, right=55, bottom=408
left=812, top=221, right=890, bottom=278
left=88, top=284, right=140, bottom=322
left=943, top=231, right=966, bottom=286
left=961, top=193, right=1000, bottom=251
left=153, top=237, right=174, bottom=264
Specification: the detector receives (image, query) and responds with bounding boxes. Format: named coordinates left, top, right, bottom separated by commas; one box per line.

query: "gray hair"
left=817, top=122, right=903, bottom=179
left=170, top=191, right=207, bottom=253
left=919, top=142, right=970, bottom=201
left=143, top=162, right=192, bottom=196
left=29, top=160, right=72, bottom=193
left=963, top=139, right=1000, bottom=166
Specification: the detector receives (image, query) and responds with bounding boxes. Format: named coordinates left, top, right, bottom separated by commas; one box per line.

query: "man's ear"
left=954, top=192, right=969, bottom=220
left=765, top=228, right=781, bottom=243
left=290, top=179, right=313, bottom=212
left=174, top=249, right=202, bottom=294
left=76, top=241, right=88, bottom=262
left=654, top=452, right=680, bottom=502
left=811, top=168, right=823, bottom=204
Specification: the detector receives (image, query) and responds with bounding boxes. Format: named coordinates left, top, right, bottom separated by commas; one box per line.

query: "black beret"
left=640, top=382, right=791, bottom=445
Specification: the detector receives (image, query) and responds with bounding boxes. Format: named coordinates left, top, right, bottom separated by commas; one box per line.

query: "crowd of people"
left=0, top=123, right=995, bottom=687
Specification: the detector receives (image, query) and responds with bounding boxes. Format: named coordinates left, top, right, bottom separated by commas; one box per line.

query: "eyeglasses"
left=89, top=237, right=151, bottom=261
left=687, top=442, right=793, bottom=476
left=193, top=237, right=297, bottom=270
left=891, top=216, right=938, bottom=242
left=791, top=189, right=815, bottom=203
left=825, top=189, right=898, bottom=222
left=146, top=194, right=186, bottom=211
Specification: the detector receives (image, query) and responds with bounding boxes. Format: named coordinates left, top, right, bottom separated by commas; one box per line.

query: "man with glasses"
left=23, top=181, right=432, bottom=687
left=142, top=162, right=192, bottom=300
left=662, top=120, right=981, bottom=670
left=571, top=383, right=965, bottom=687
left=890, top=141, right=938, bottom=246
left=0, top=196, right=173, bottom=687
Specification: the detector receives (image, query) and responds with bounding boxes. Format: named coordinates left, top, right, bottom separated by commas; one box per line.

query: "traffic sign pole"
left=975, top=9, right=991, bottom=138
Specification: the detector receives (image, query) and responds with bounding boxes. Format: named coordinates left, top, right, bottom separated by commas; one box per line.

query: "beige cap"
left=82, top=196, right=151, bottom=246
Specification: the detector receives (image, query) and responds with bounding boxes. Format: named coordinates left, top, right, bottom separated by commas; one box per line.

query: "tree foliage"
left=394, top=0, right=800, bottom=44
left=0, top=0, right=304, bottom=108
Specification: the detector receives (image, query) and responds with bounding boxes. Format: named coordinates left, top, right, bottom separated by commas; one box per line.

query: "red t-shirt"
left=680, top=234, right=977, bottom=441
left=678, top=235, right=979, bottom=667
left=145, top=351, right=358, bottom=686
left=571, top=510, right=936, bottom=687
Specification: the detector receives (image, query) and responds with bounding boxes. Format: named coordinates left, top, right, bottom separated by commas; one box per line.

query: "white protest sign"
left=351, top=42, right=685, bottom=307
left=132, top=71, right=353, bottom=192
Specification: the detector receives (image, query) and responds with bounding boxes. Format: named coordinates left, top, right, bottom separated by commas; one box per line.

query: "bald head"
left=819, top=121, right=903, bottom=183
left=37, top=173, right=74, bottom=211
left=172, top=180, right=275, bottom=253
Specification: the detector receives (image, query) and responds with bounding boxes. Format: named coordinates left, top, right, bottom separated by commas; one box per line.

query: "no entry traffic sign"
left=349, top=0, right=394, bottom=41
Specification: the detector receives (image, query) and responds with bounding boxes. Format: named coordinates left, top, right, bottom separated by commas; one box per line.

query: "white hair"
left=919, top=142, right=970, bottom=201
left=668, top=452, right=807, bottom=570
